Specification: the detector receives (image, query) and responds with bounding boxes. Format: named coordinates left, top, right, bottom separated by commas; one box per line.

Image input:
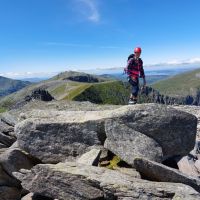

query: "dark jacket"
left=125, top=54, right=145, bottom=79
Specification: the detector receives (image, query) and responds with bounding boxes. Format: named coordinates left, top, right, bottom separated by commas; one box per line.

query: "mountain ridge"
left=0, top=76, right=32, bottom=97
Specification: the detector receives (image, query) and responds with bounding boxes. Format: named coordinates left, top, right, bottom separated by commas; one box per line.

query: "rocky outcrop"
left=140, top=86, right=200, bottom=106
left=15, top=104, right=197, bottom=164
left=10, top=89, right=54, bottom=110
left=28, top=89, right=54, bottom=101
left=0, top=103, right=199, bottom=199
left=13, top=162, right=200, bottom=200
left=67, top=75, right=100, bottom=83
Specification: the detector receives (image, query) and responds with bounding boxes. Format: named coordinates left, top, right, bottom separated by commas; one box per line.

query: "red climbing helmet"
left=134, top=47, right=142, bottom=53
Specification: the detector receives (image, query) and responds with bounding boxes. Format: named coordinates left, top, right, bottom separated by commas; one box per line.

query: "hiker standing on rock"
left=124, top=47, right=146, bottom=104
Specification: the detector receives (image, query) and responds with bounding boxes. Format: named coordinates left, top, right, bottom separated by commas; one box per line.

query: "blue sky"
left=0, top=0, right=200, bottom=78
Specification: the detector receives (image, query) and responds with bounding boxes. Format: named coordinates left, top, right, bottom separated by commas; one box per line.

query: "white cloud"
left=187, top=57, right=200, bottom=64
left=78, top=0, right=100, bottom=22
left=165, top=57, right=200, bottom=65
left=0, top=71, right=59, bottom=79
left=144, top=57, right=200, bottom=71
left=166, top=59, right=181, bottom=65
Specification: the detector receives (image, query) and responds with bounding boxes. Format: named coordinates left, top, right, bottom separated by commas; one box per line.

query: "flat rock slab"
left=15, top=104, right=197, bottom=164
left=13, top=162, right=200, bottom=200
left=134, top=157, right=200, bottom=193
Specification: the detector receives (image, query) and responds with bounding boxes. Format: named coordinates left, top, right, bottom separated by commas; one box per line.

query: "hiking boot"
left=128, top=99, right=137, bottom=105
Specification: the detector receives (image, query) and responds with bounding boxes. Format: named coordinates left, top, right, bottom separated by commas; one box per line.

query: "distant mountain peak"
left=0, top=76, right=32, bottom=97
left=50, top=70, right=112, bottom=83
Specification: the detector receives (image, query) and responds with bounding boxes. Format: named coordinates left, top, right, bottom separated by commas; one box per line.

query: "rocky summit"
left=0, top=101, right=200, bottom=200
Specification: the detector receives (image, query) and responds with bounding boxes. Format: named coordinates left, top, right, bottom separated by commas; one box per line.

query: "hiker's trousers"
left=128, top=77, right=139, bottom=97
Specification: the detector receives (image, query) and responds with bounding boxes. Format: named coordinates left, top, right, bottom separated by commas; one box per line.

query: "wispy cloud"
left=164, top=57, right=200, bottom=65
left=44, top=42, right=92, bottom=48
left=145, top=57, right=200, bottom=69
left=43, top=42, right=125, bottom=49
left=0, top=71, right=58, bottom=79
left=77, top=0, right=100, bottom=23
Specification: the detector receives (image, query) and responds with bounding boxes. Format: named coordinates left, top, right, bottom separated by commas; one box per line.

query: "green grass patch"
left=151, top=68, right=200, bottom=97
left=63, top=83, right=91, bottom=100
left=73, top=81, right=130, bottom=105
left=0, top=107, right=7, bottom=113
left=50, top=84, right=68, bottom=96
left=0, top=97, right=15, bottom=110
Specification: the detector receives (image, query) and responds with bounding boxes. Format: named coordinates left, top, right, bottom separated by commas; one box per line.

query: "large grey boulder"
left=13, top=162, right=200, bottom=200
left=115, top=104, right=197, bottom=160
left=172, top=105, right=200, bottom=140
left=15, top=104, right=197, bottom=163
left=134, top=158, right=200, bottom=193
left=16, top=119, right=105, bottom=163
left=104, top=119, right=163, bottom=165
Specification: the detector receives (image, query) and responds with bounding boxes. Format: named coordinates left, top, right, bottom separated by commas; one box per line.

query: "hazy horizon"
left=1, top=63, right=199, bottom=79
